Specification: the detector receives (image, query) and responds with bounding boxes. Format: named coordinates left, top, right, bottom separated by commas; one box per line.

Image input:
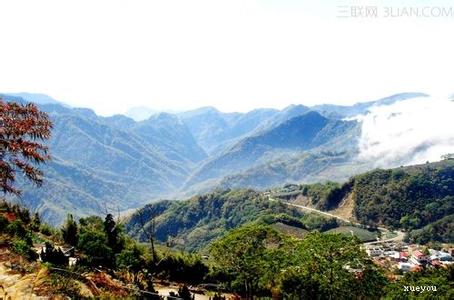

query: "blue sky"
left=0, top=0, right=453, bottom=115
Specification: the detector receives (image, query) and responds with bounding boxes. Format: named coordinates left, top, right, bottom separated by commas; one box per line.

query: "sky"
left=1, top=0, right=454, bottom=116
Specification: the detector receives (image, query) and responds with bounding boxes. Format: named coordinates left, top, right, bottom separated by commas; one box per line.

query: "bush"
left=156, top=253, right=208, bottom=284
left=50, top=272, right=81, bottom=298
left=11, top=204, right=31, bottom=224
left=0, top=215, right=9, bottom=233
left=269, top=213, right=305, bottom=229
left=30, top=213, right=41, bottom=232
left=77, top=229, right=114, bottom=267
left=7, top=220, right=27, bottom=238
left=61, top=214, right=78, bottom=246
left=12, top=239, right=38, bottom=260
left=116, top=246, right=144, bottom=272
left=40, top=223, right=54, bottom=236
left=301, top=214, right=338, bottom=232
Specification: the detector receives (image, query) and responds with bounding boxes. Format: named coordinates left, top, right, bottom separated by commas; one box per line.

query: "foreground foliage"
left=0, top=99, right=52, bottom=195
left=210, top=225, right=388, bottom=299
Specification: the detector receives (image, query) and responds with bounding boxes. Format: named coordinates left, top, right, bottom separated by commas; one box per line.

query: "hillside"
left=1, top=94, right=205, bottom=225
left=178, top=93, right=425, bottom=154
left=2, top=199, right=450, bottom=299
left=273, top=159, right=454, bottom=243
left=125, top=189, right=305, bottom=251
left=352, top=160, right=454, bottom=231
left=178, top=106, right=280, bottom=155
left=0, top=92, right=430, bottom=225
left=126, top=158, right=454, bottom=253
left=185, top=111, right=359, bottom=189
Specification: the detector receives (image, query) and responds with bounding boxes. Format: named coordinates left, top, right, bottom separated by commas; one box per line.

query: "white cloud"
left=357, top=96, right=454, bottom=167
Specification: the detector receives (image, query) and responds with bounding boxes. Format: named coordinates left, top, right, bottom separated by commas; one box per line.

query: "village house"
left=366, top=247, right=384, bottom=257
left=409, top=250, right=428, bottom=266
left=429, top=250, right=453, bottom=264
left=398, top=262, right=413, bottom=272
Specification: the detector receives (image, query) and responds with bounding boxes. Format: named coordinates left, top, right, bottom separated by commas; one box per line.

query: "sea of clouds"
left=356, top=95, right=454, bottom=168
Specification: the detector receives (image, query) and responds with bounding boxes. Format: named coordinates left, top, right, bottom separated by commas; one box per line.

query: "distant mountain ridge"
left=0, top=92, right=428, bottom=224
left=184, top=111, right=359, bottom=190
left=1, top=94, right=203, bottom=224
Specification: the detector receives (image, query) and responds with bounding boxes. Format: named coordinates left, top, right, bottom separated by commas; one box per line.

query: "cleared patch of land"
left=326, top=226, right=379, bottom=242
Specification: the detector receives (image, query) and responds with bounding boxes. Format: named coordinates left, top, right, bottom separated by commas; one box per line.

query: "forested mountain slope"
left=177, top=106, right=280, bottom=154
left=185, top=111, right=359, bottom=188
left=0, top=92, right=430, bottom=225
left=127, top=159, right=454, bottom=254
left=125, top=189, right=304, bottom=251
left=1, top=94, right=205, bottom=225
left=274, top=159, right=454, bottom=243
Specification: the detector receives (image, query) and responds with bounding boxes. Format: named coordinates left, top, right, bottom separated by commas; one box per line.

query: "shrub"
left=10, top=204, right=31, bottom=224
left=116, top=246, right=144, bottom=272
left=0, top=215, right=9, bottom=233
left=40, top=223, right=54, bottom=236
left=30, top=213, right=41, bottom=232
left=50, top=272, right=81, bottom=298
left=77, top=229, right=114, bottom=267
left=7, top=220, right=27, bottom=238
left=156, top=253, right=208, bottom=284
left=61, top=214, right=79, bottom=246
left=12, top=239, right=38, bottom=260
left=301, top=214, right=338, bottom=232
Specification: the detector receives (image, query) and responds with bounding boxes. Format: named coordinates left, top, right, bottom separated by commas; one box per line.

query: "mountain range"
left=0, top=92, right=428, bottom=224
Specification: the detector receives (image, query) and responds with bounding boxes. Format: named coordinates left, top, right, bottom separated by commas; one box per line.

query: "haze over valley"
left=2, top=91, right=453, bottom=225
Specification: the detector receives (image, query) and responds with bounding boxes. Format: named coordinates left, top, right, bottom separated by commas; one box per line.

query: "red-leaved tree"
left=0, top=99, right=52, bottom=195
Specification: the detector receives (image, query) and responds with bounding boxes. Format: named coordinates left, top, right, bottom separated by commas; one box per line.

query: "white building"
left=398, top=262, right=413, bottom=272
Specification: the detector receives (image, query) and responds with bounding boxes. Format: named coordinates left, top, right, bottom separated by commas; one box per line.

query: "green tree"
left=116, top=246, right=144, bottom=272
left=155, top=252, right=208, bottom=285
left=210, top=224, right=286, bottom=298
left=30, top=212, right=41, bottom=231
left=281, top=233, right=387, bottom=299
left=104, top=213, right=122, bottom=253
left=61, top=214, right=78, bottom=246
left=7, top=219, right=27, bottom=238
left=384, top=265, right=454, bottom=299
left=77, top=229, right=114, bottom=267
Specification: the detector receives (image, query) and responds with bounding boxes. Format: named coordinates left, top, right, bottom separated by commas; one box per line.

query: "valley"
left=0, top=92, right=433, bottom=225
left=0, top=95, right=453, bottom=299
left=2, top=0, right=454, bottom=297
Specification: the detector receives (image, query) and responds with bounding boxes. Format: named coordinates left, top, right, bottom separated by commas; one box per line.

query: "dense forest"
left=273, top=159, right=454, bottom=244
left=125, top=189, right=306, bottom=251
left=353, top=160, right=454, bottom=239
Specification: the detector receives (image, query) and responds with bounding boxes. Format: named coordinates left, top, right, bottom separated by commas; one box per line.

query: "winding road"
left=268, top=196, right=405, bottom=243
